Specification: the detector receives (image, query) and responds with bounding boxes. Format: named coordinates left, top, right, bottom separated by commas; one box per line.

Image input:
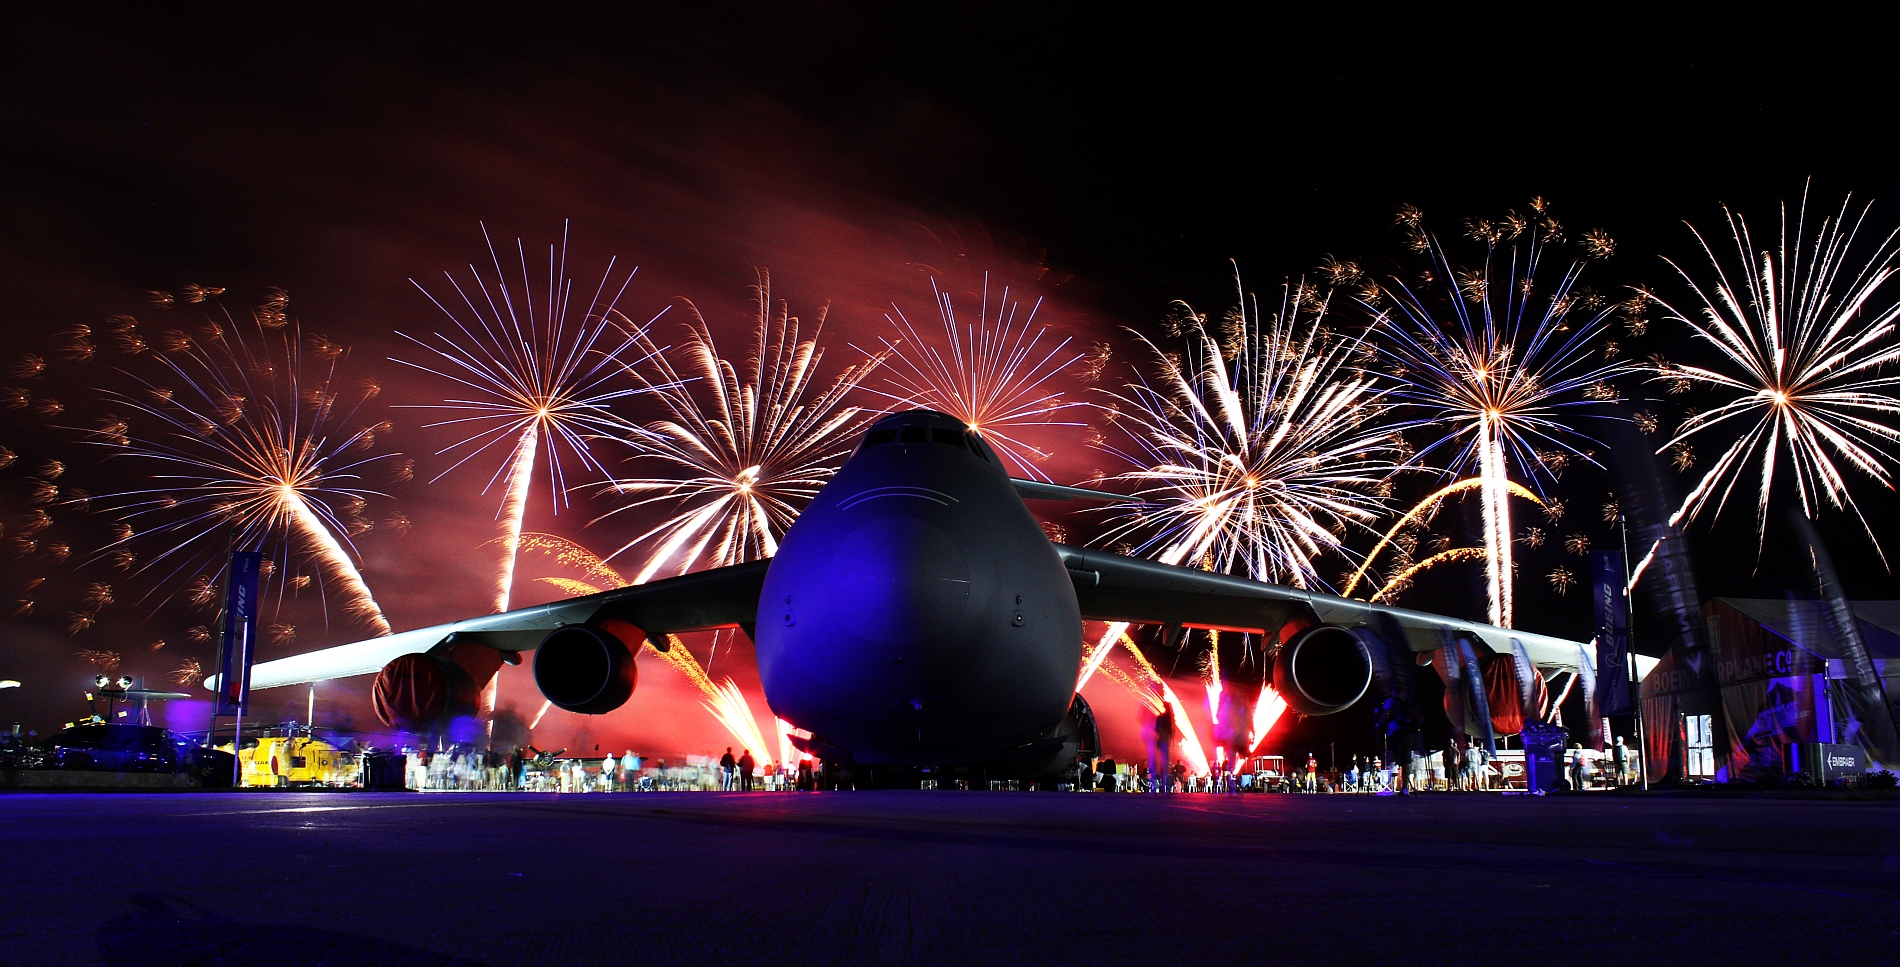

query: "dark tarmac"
left=1, top=791, right=1896, bottom=966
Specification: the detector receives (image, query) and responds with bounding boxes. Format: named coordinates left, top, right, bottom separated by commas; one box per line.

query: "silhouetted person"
left=737, top=749, right=755, bottom=791
left=720, top=747, right=736, bottom=790
left=1153, top=710, right=1175, bottom=794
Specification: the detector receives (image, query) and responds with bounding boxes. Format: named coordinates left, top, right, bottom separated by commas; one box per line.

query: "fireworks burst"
left=1095, top=273, right=1402, bottom=591
left=857, top=277, right=1089, bottom=479
left=170, top=659, right=203, bottom=686
left=1371, top=203, right=1632, bottom=627
left=399, top=223, right=663, bottom=612
left=600, top=273, right=886, bottom=583
left=1651, top=193, right=1900, bottom=558
left=86, top=309, right=391, bottom=633
left=75, top=649, right=121, bottom=670
left=1548, top=567, right=1577, bottom=595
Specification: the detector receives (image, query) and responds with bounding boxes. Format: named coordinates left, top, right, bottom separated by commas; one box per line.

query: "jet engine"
left=1272, top=624, right=1379, bottom=716
left=372, top=653, right=480, bottom=732
left=532, top=625, right=638, bottom=715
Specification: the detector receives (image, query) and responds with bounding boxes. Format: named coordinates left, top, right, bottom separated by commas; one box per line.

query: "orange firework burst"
left=80, top=301, right=392, bottom=633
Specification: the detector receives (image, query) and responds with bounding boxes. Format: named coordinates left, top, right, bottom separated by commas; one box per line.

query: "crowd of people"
left=401, top=744, right=869, bottom=793
left=392, top=733, right=1643, bottom=795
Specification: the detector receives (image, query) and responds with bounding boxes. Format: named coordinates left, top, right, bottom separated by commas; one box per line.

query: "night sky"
left=3, top=7, right=1896, bottom=754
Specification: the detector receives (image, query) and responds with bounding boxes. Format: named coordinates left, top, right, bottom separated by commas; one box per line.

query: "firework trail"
left=1342, top=478, right=1530, bottom=596
left=1199, top=629, right=1223, bottom=725
left=600, top=272, right=886, bottom=583
left=656, top=634, right=775, bottom=766
left=1371, top=546, right=1489, bottom=603
left=776, top=717, right=801, bottom=769
left=517, top=532, right=627, bottom=589
left=1650, top=193, right=1900, bottom=559
left=87, top=310, right=392, bottom=634
left=704, top=677, right=775, bottom=768
left=1095, top=658, right=1165, bottom=715
left=1341, top=478, right=1544, bottom=605
left=1373, top=203, right=1631, bottom=627
left=1249, top=683, right=1288, bottom=753
left=1085, top=628, right=1210, bottom=775
left=1096, top=271, right=1402, bottom=592
left=857, top=276, right=1089, bottom=479
left=398, top=223, right=665, bottom=613
left=512, top=534, right=778, bottom=762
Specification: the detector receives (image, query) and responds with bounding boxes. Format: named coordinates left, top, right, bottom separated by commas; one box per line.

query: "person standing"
left=1614, top=736, right=1632, bottom=786
left=1304, top=753, right=1318, bottom=793
left=737, top=749, right=755, bottom=791
left=720, top=747, right=737, bottom=791
left=1153, top=710, right=1175, bottom=794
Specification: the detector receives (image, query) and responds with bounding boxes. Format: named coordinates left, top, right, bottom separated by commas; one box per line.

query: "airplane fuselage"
left=755, top=410, right=1082, bottom=765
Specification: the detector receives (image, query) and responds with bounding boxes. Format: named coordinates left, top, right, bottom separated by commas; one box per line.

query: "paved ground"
left=0, top=790, right=1895, bottom=966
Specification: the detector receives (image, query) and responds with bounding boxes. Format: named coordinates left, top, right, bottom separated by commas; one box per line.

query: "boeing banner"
left=213, top=550, right=262, bottom=716
left=1590, top=549, right=1632, bottom=716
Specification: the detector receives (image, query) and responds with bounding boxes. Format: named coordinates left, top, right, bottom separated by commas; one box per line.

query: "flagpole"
left=1621, top=519, right=1648, bottom=791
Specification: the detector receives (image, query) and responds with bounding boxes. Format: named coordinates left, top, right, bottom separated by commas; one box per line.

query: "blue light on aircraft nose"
left=827, top=516, right=969, bottom=646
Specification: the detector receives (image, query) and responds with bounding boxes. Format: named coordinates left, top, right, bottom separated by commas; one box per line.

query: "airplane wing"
left=1010, top=478, right=1151, bottom=504
left=1053, top=543, right=1592, bottom=669
left=212, top=560, right=769, bottom=692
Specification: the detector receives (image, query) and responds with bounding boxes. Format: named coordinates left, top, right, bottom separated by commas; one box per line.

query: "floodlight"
left=94, top=674, right=109, bottom=688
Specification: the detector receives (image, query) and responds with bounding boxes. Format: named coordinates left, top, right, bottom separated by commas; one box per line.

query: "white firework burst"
left=1652, top=192, right=1900, bottom=559
left=1373, top=209, right=1630, bottom=627
left=1095, top=270, right=1401, bottom=590
left=857, top=276, right=1089, bottom=480
left=397, top=222, right=665, bottom=611
left=599, top=272, right=886, bottom=583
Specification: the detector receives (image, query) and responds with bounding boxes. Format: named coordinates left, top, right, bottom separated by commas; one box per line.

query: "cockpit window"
left=899, top=426, right=927, bottom=443
left=865, top=429, right=897, bottom=447
left=931, top=428, right=963, bottom=446
left=965, top=432, right=989, bottom=462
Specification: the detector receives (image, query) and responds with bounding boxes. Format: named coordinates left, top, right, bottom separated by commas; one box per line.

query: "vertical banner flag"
left=214, top=551, right=262, bottom=715
left=1590, top=549, right=1632, bottom=716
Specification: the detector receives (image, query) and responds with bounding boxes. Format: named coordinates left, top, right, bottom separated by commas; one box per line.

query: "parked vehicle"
left=0, top=731, right=45, bottom=770
left=39, top=723, right=234, bottom=784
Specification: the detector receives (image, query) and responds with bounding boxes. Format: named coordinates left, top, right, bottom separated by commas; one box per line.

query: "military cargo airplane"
left=213, top=409, right=1597, bottom=777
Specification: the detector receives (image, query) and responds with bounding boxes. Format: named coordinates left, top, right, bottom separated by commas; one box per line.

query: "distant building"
left=1640, top=598, right=1900, bottom=781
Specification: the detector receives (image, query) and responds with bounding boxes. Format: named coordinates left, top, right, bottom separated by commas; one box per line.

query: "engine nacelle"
left=533, top=625, right=638, bottom=715
left=1273, top=624, right=1376, bottom=716
left=372, top=653, right=479, bottom=732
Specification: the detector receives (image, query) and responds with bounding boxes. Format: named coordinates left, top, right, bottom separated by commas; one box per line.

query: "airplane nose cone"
left=827, top=516, right=969, bottom=645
